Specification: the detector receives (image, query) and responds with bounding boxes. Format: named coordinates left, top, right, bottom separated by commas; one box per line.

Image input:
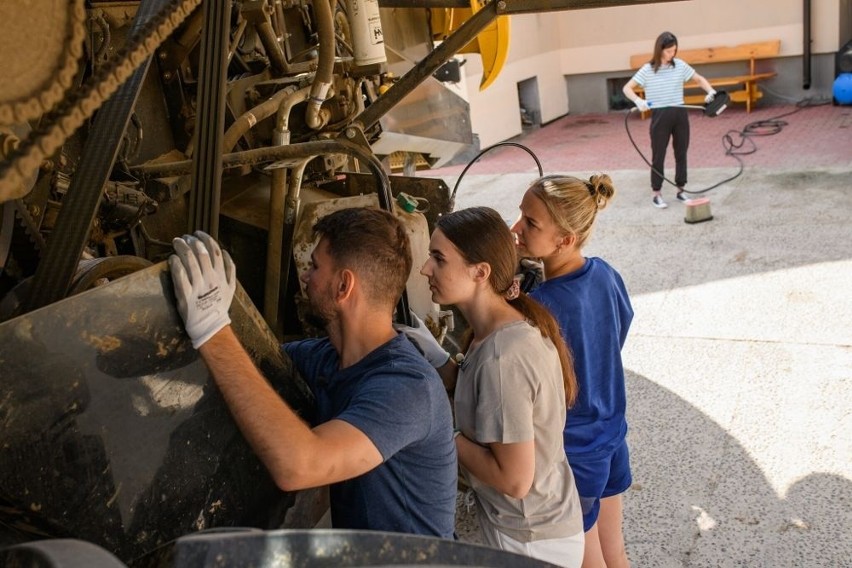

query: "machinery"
left=0, top=1, right=676, bottom=565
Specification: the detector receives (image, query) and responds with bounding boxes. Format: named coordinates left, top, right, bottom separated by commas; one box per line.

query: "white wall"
left=463, top=0, right=844, bottom=148
left=460, top=12, right=569, bottom=146
left=464, top=50, right=569, bottom=147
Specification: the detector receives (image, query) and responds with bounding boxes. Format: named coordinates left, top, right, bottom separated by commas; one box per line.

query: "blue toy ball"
left=834, top=73, right=852, bottom=105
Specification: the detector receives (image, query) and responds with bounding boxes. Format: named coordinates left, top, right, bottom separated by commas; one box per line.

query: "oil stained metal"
left=0, top=263, right=326, bottom=563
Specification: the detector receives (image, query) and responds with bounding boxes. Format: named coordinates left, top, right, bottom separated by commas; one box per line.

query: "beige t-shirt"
left=454, top=320, right=583, bottom=542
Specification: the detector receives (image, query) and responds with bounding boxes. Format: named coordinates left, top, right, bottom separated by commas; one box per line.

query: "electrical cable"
left=449, top=141, right=543, bottom=210
left=624, top=96, right=830, bottom=195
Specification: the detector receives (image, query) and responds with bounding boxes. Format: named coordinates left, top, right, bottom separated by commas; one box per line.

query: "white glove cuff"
left=190, top=317, right=231, bottom=349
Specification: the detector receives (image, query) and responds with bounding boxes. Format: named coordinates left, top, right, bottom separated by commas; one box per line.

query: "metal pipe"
left=227, top=19, right=248, bottom=65
left=256, top=19, right=291, bottom=74
left=222, top=86, right=297, bottom=152
left=803, top=0, right=812, bottom=89
left=132, top=138, right=403, bottom=324
left=261, top=83, right=316, bottom=329
left=275, top=86, right=312, bottom=137
left=353, top=2, right=497, bottom=131
left=264, top=164, right=288, bottom=328
left=265, top=159, right=309, bottom=330
left=132, top=140, right=391, bottom=209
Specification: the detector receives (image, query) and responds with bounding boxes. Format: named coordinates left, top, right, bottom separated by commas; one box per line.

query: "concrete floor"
left=435, top=101, right=852, bottom=567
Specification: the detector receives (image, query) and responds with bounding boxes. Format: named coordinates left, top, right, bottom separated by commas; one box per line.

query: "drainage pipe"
left=803, top=0, right=812, bottom=89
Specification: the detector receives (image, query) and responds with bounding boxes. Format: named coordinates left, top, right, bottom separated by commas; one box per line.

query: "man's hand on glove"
left=633, top=98, right=650, bottom=113
left=704, top=89, right=717, bottom=104
left=394, top=311, right=451, bottom=368
left=169, top=231, right=237, bottom=349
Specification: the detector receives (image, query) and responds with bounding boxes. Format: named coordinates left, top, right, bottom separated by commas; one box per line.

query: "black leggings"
left=649, top=107, right=690, bottom=191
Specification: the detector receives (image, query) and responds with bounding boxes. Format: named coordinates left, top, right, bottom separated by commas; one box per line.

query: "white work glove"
left=704, top=89, right=717, bottom=104
left=394, top=311, right=451, bottom=368
left=633, top=97, right=650, bottom=113
left=169, top=230, right=237, bottom=349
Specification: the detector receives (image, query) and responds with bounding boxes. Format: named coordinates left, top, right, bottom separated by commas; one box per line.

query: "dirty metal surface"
left=0, top=262, right=325, bottom=563
left=170, top=528, right=560, bottom=567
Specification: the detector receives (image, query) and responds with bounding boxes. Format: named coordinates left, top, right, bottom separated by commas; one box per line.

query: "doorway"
left=517, top=77, right=541, bottom=131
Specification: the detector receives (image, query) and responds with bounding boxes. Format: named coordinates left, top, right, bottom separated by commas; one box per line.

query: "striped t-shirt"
left=631, top=58, right=695, bottom=108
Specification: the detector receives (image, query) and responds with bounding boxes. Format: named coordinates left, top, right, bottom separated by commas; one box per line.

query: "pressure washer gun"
left=700, top=90, right=730, bottom=116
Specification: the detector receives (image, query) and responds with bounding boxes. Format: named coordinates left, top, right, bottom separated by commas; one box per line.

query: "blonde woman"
left=511, top=174, right=634, bottom=568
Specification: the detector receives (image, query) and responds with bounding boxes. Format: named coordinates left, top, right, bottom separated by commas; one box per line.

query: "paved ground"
left=437, top=100, right=850, bottom=176
left=433, top=100, right=852, bottom=567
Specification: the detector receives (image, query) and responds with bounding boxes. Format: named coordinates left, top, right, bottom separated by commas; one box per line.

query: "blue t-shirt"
left=282, top=334, right=457, bottom=538
left=530, top=257, right=633, bottom=456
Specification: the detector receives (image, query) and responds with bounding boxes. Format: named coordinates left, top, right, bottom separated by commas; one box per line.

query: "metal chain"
left=0, top=0, right=202, bottom=200
left=0, top=0, right=88, bottom=127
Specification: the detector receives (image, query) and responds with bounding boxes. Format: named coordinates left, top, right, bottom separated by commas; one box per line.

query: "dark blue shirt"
left=530, top=257, right=634, bottom=455
left=283, top=333, right=457, bottom=538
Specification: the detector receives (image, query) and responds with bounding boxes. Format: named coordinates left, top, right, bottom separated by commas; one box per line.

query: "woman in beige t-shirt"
left=417, top=206, right=585, bottom=567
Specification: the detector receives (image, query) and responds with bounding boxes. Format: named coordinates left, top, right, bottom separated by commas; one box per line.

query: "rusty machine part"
left=0, top=0, right=202, bottom=202
left=0, top=263, right=325, bottom=563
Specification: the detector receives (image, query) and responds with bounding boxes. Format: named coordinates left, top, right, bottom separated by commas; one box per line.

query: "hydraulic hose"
left=305, top=0, right=335, bottom=129
left=223, top=86, right=298, bottom=152
left=131, top=139, right=391, bottom=209
left=256, top=19, right=290, bottom=75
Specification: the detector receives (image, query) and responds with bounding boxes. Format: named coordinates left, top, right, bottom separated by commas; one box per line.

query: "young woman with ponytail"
left=398, top=206, right=585, bottom=567
left=511, top=174, right=634, bottom=568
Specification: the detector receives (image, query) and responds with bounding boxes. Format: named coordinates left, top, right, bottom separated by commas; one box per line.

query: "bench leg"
left=745, top=82, right=752, bottom=113
left=745, top=81, right=765, bottom=113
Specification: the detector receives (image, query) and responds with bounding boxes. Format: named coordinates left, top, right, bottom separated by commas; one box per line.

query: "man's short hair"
left=313, top=207, right=412, bottom=310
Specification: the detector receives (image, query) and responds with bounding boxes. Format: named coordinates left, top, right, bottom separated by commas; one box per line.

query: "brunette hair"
left=651, top=31, right=678, bottom=72
left=436, top=206, right=578, bottom=406
left=313, top=207, right=412, bottom=311
left=528, top=173, right=616, bottom=249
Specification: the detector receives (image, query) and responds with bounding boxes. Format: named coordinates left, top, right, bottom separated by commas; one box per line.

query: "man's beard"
left=303, top=304, right=329, bottom=331
left=303, top=287, right=335, bottom=331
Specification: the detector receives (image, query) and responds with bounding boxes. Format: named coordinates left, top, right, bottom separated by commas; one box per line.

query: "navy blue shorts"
left=567, top=437, right=632, bottom=532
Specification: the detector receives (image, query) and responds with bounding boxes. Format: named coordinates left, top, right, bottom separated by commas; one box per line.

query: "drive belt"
left=22, top=0, right=199, bottom=311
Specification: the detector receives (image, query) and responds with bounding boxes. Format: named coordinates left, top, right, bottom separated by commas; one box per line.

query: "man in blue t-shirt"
left=168, top=208, right=457, bottom=538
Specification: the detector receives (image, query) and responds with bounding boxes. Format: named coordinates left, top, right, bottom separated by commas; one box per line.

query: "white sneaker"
left=652, top=195, right=668, bottom=209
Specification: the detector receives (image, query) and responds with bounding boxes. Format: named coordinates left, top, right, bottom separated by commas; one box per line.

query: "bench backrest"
left=629, top=40, right=781, bottom=70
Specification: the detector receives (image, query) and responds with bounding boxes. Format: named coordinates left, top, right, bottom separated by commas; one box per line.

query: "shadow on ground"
left=624, top=369, right=851, bottom=567
left=456, top=370, right=851, bottom=567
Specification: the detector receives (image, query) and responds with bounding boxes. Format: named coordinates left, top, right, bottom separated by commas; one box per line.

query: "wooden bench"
left=629, top=40, right=780, bottom=114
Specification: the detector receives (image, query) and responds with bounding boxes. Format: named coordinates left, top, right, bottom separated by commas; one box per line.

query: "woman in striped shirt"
left=622, top=31, right=716, bottom=209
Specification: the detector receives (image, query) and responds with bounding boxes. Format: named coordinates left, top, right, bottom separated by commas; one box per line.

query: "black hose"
left=623, top=108, right=743, bottom=195
left=623, top=98, right=829, bottom=195
left=449, top=142, right=543, bottom=209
